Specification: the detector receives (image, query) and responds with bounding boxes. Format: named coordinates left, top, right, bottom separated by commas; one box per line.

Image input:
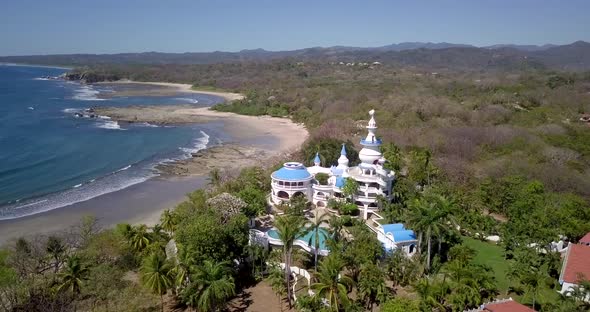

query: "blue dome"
left=272, top=162, right=312, bottom=181
left=314, top=152, right=321, bottom=164
left=335, top=176, right=346, bottom=188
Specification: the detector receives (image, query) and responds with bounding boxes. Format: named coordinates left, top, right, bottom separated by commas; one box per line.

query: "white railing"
left=272, top=183, right=308, bottom=190
left=275, top=263, right=314, bottom=302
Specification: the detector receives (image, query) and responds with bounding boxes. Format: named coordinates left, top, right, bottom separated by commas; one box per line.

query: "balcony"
left=360, top=138, right=383, bottom=146
left=272, top=182, right=308, bottom=190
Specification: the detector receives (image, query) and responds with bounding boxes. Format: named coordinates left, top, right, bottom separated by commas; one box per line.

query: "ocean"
left=0, top=64, right=225, bottom=220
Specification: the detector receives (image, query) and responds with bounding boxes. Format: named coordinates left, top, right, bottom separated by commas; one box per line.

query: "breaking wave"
left=175, top=97, right=199, bottom=104
left=179, top=131, right=210, bottom=156
left=96, top=120, right=126, bottom=130
left=72, top=85, right=105, bottom=101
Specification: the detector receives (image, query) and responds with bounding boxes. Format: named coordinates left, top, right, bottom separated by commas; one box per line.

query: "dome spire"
left=359, top=109, right=383, bottom=165
left=314, top=152, right=321, bottom=166
left=337, top=143, right=349, bottom=169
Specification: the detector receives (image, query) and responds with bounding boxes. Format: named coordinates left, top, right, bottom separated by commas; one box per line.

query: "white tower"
left=337, top=144, right=349, bottom=169
left=358, top=109, right=382, bottom=165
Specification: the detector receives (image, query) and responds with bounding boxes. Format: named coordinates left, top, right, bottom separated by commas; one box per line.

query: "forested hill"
left=1, top=41, right=590, bottom=70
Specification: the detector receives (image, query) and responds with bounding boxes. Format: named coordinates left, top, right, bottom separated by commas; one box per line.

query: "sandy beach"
left=99, top=80, right=245, bottom=102
left=0, top=84, right=307, bottom=246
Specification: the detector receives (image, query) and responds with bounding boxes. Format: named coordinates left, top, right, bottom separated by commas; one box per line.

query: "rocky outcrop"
left=62, top=70, right=120, bottom=84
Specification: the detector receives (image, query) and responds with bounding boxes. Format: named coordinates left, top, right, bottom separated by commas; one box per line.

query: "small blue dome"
left=335, top=176, right=346, bottom=188
left=314, top=152, right=321, bottom=165
left=272, top=162, right=312, bottom=181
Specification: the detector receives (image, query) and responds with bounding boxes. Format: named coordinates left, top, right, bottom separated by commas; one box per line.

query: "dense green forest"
left=67, top=61, right=590, bottom=199
left=2, top=59, right=590, bottom=311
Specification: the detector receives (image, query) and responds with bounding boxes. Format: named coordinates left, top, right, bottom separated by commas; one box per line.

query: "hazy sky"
left=1, top=0, right=588, bottom=55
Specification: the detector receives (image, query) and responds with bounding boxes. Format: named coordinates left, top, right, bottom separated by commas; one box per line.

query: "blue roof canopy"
left=335, top=176, right=346, bottom=188
left=272, top=162, right=312, bottom=181
left=382, top=223, right=417, bottom=242
left=382, top=223, right=405, bottom=234
left=392, top=230, right=417, bottom=242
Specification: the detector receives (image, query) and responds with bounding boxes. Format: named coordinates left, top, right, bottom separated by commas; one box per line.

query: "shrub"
left=340, top=215, right=353, bottom=226
left=315, top=173, right=329, bottom=185
left=339, top=202, right=359, bottom=216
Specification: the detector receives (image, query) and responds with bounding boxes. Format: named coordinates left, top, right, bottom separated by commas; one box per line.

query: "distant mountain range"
left=1, top=41, right=589, bottom=71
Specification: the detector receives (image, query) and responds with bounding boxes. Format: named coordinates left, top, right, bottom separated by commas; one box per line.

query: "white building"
left=270, top=109, right=395, bottom=220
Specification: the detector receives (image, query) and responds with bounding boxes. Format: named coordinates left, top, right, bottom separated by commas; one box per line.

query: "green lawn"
left=462, top=237, right=511, bottom=293
left=461, top=237, right=561, bottom=308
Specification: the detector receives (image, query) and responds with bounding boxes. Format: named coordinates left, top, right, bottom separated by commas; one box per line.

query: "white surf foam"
left=96, top=120, right=126, bottom=130
left=137, top=122, right=160, bottom=128
left=13, top=199, right=48, bottom=210
left=116, top=165, right=132, bottom=172
left=179, top=130, right=210, bottom=155
left=0, top=172, right=156, bottom=220
left=175, top=97, right=199, bottom=104
left=33, top=77, right=51, bottom=81
left=72, top=85, right=105, bottom=101
left=73, top=184, right=82, bottom=188
left=63, top=108, right=83, bottom=113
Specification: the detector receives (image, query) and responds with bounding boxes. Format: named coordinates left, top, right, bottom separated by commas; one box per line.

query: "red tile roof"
left=484, top=299, right=535, bottom=312
left=580, top=232, right=590, bottom=244
left=561, top=244, right=590, bottom=284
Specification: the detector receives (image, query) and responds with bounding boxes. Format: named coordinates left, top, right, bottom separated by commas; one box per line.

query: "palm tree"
left=406, top=195, right=455, bottom=271
left=160, top=209, right=177, bottom=235
left=328, top=215, right=345, bottom=243
left=209, top=168, right=222, bottom=187
left=414, top=277, right=447, bottom=311
left=341, top=178, right=359, bottom=203
left=140, top=252, right=174, bottom=312
left=246, top=244, right=269, bottom=279
left=274, top=214, right=309, bottom=309
left=307, top=211, right=330, bottom=271
left=172, top=250, right=194, bottom=290
left=520, top=267, right=549, bottom=309
left=131, top=224, right=152, bottom=252
left=268, top=263, right=287, bottom=311
left=357, top=263, right=389, bottom=311
left=56, top=255, right=89, bottom=295
left=183, top=260, right=235, bottom=312
left=311, top=255, right=353, bottom=311
left=46, top=235, right=66, bottom=274
left=406, top=197, right=436, bottom=271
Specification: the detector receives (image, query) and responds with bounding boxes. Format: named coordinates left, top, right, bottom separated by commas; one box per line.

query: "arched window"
left=277, top=191, right=289, bottom=199
left=293, top=191, right=305, bottom=198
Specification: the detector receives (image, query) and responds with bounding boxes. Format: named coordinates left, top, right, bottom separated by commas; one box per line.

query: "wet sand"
left=0, top=176, right=206, bottom=246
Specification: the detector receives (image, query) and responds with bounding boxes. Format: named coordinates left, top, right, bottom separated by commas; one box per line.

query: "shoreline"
left=98, top=80, right=245, bottom=102
left=0, top=83, right=307, bottom=245
left=0, top=63, right=73, bottom=70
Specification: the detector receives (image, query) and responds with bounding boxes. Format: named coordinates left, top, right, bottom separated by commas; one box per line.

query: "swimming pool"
left=267, top=228, right=330, bottom=252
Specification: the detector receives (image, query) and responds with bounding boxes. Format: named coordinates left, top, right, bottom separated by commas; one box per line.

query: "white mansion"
left=270, top=110, right=395, bottom=220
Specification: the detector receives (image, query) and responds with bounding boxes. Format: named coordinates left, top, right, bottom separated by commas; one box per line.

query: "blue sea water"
left=0, top=65, right=225, bottom=220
